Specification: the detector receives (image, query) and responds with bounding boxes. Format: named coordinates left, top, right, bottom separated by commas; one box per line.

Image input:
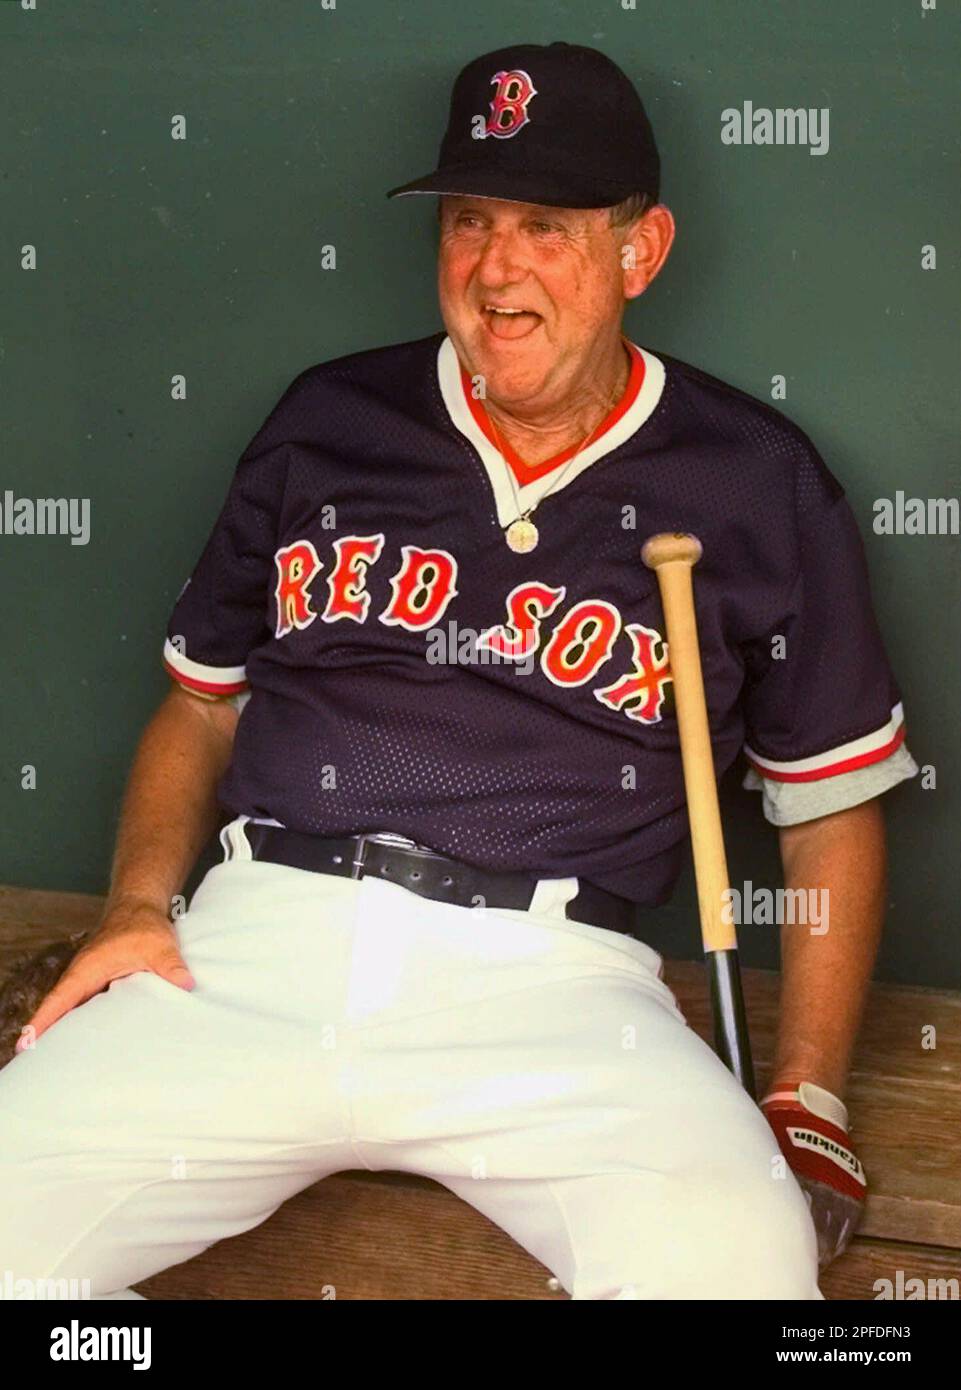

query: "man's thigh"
left=0, top=860, right=363, bottom=1293
left=341, top=899, right=821, bottom=1299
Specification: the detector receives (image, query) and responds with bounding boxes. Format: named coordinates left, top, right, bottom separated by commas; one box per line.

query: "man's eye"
left=532, top=220, right=559, bottom=234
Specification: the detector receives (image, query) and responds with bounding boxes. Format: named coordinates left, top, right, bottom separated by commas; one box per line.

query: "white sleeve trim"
left=163, top=638, right=248, bottom=695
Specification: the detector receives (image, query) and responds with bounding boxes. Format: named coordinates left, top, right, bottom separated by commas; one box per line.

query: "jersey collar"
left=437, top=334, right=666, bottom=528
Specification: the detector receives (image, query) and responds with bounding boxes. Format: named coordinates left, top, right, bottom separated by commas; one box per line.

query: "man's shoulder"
left=240, top=332, right=447, bottom=461
left=285, top=331, right=447, bottom=402
left=649, top=346, right=844, bottom=502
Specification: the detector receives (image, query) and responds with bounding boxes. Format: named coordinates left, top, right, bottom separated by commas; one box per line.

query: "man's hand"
left=15, top=899, right=195, bottom=1053
left=11, top=680, right=239, bottom=1057
left=761, top=1081, right=867, bottom=1267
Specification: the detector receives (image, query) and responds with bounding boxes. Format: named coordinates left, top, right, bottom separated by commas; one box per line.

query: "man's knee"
left=570, top=1166, right=821, bottom=1300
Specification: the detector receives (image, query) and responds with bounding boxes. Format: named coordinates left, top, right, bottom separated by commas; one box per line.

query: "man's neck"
left=484, top=339, right=632, bottom=470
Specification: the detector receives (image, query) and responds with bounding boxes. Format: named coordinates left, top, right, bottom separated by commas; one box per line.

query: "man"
left=1, top=42, right=916, bottom=1299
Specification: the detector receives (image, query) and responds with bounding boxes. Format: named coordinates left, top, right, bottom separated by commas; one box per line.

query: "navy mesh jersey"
left=163, top=331, right=906, bottom=905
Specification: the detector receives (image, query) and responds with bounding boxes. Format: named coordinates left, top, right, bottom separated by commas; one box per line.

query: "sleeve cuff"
left=742, top=742, right=919, bottom=827
left=163, top=638, right=248, bottom=696
left=744, top=703, right=905, bottom=783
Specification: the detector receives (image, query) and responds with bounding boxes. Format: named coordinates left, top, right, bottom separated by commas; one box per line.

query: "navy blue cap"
left=387, top=42, right=660, bottom=209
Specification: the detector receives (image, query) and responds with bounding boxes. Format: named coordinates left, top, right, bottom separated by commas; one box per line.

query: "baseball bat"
left=642, top=532, right=756, bottom=1097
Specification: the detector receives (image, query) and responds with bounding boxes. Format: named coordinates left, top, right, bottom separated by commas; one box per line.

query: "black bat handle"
left=708, top=949, right=757, bottom=1099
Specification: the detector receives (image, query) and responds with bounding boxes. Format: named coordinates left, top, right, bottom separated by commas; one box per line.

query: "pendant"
left=506, top=516, right=539, bottom=553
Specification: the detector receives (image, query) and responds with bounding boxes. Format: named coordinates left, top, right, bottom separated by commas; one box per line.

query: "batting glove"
left=761, top=1081, right=867, bottom=1268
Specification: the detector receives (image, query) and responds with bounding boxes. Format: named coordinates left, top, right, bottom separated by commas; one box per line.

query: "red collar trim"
left=458, top=339, right=646, bottom=485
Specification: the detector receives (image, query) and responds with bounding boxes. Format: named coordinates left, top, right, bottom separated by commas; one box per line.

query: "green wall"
left=1, top=1, right=957, bottom=986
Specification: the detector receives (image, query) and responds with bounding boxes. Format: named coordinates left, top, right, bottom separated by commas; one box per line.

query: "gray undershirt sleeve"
left=742, top=743, right=919, bottom=827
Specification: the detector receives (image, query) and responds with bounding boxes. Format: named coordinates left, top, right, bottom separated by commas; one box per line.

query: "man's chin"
left=479, top=363, right=554, bottom=409
left=453, top=328, right=555, bottom=404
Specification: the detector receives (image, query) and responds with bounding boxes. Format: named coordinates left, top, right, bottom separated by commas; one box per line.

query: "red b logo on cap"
left=486, top=69, right=537, bottom=139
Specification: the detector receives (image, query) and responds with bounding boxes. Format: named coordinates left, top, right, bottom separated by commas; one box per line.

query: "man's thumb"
left=154, top=954, right=197, bottom=991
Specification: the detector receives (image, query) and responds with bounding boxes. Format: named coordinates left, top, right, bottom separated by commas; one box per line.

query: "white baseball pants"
left=0, top=817, right=821, bottom=1300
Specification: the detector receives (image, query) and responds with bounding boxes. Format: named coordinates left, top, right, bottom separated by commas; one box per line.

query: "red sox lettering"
left=274, top=533, right=673, bottom=725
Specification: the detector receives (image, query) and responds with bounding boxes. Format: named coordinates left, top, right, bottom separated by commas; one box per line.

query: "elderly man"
left=1, top=42, right=915, bottom=1300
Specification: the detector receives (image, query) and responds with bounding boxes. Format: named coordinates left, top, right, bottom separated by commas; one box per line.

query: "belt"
left=239, top=824, right=637, bottom=938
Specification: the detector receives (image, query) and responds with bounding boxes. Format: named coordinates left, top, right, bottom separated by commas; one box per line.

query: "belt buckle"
left=350, top=834, right=373, bottom=880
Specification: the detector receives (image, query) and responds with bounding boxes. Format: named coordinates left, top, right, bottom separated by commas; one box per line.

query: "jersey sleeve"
left=740, top=451, right=917, bottom=824
left=162, top=409, right=295, bottom=697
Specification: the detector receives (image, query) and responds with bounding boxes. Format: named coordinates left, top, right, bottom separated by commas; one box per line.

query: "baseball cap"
left=386, top=41, right=660, bottom=209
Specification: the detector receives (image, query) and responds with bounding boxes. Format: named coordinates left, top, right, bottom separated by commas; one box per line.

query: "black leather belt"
left=238, top=824, right=637, bottom=938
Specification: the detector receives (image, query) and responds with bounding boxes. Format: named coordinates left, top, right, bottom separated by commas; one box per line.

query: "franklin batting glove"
left=761, top=1081, right=867, bottom=1269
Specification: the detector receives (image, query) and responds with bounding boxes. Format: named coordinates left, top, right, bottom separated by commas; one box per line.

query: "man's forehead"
left=439, top=193, right=584, bottom=218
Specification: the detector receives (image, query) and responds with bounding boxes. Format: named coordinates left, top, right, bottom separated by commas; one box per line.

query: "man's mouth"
left=480, top=304, right=543, bottom=340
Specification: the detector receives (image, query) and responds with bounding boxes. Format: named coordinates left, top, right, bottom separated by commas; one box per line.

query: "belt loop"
left=227, top=815, right=254, bottom=863
left=350, top=833, right=370, bottom=880
left=219, top=822, right=233, bottom=862
left=530, top=876, right=579, bottom=918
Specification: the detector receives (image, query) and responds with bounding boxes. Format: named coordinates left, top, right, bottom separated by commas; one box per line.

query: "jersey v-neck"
left=437, top=334, right=667, bottom=529
left=459, top=339, right=646, bottom=484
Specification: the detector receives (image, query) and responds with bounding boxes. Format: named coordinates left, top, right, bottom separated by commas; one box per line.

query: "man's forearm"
left=772, top=798, right=887, bottom=1100
left=105, top=685, right=238, bottom=917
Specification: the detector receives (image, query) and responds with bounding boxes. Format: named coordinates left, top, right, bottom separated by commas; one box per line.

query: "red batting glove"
left=761, top=1081, right=867, bottom=1268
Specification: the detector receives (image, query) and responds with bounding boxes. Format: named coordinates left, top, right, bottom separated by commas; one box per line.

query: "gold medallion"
left=506, top=517, right=539, bottom=553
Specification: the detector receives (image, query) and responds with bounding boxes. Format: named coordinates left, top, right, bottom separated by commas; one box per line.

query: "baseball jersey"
left=162, top=331, right=914, bottom=905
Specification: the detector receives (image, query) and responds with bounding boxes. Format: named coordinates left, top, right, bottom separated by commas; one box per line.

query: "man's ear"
left=619, top=205, right=676, bottom=300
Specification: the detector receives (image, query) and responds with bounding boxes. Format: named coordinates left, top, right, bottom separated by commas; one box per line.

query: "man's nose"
left=474, top=227, right=527, bottom=287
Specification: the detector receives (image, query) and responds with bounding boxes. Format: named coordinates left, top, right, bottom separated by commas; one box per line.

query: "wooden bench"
left=2, top=883, right=958, bottom=1300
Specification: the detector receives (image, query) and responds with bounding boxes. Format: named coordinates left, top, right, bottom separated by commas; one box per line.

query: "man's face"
left=437, top=195, right=627, bottom=412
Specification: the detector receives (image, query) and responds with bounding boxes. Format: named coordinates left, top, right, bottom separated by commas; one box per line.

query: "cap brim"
left=386, top=162, right=636, bottom=209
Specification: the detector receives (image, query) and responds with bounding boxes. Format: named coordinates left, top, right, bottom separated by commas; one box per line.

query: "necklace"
left=484, top=365, right=625, bottom=554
